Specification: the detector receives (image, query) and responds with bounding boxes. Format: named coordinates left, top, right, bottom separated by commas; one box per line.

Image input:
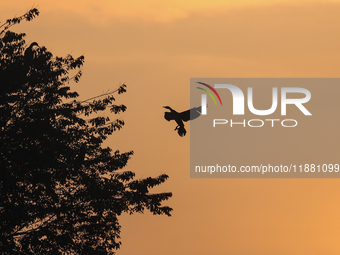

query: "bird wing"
left=179, top=106, right=202, bottom=122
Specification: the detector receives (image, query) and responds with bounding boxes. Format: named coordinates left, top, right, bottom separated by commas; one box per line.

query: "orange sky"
left=2, top=1, right=340, bottom=254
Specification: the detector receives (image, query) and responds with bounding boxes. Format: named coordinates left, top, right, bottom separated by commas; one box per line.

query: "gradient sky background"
left=2, top=1, right=340, bottom=254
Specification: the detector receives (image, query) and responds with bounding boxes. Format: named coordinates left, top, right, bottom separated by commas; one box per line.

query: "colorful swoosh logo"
left=196, top=82, right=223, bottom=106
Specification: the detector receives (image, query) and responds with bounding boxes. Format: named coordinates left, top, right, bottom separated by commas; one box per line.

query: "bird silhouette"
left=163, top=106, right=202, bottom=137
left=24, top=42, right=39, bottom=61
left=23, top=42, right=40, bottom=75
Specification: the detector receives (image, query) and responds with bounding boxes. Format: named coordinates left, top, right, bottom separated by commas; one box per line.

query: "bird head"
left=24, top=42, right=40, bottom=61
left=29, top=42, right=39, bottom=48
left=163, top=106, right=172, bottom=111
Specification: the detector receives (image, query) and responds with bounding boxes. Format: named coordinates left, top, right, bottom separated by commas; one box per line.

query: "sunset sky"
left=2, top=1, right=340, bottom=254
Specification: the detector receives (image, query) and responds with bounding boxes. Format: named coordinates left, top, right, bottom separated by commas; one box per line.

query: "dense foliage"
left=0, top=9, right=172, bottom=254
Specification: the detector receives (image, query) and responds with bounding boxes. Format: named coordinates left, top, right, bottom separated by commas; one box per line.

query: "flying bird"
left=163, top=106, right=202, bottom=137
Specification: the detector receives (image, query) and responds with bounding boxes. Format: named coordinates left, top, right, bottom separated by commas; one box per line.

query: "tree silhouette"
left=0, top=9, right=172, bottom=254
